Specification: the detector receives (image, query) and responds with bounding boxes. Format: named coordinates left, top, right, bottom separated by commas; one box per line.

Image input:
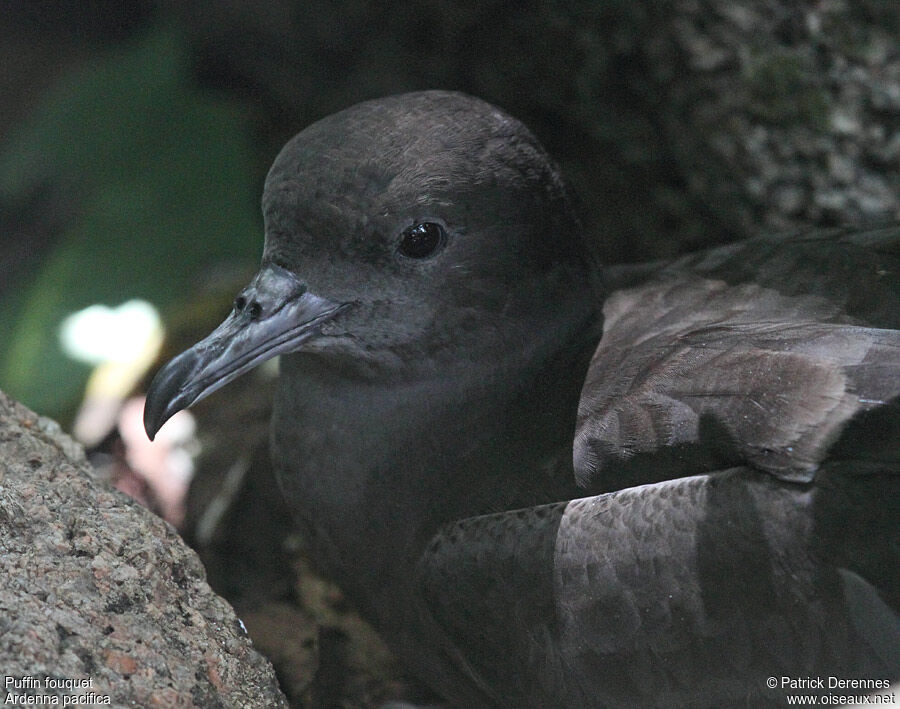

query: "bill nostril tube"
left=234, top=295, right=262, bottom=320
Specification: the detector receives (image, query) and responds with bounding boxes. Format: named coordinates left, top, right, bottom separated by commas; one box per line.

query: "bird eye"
left=398, top=222, right=446, bottom=259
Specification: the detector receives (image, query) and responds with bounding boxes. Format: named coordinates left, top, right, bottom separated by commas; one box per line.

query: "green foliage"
left=0, top=29, right=261, bottom=420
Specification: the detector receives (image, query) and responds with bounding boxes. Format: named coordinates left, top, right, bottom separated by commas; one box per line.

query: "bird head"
left=144, top=91, right=598, bottom=440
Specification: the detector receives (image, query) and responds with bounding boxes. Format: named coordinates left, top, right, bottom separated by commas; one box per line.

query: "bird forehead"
left=263, top=94, right=542, bottom=208
left=265, top=140, right=498, bottom=207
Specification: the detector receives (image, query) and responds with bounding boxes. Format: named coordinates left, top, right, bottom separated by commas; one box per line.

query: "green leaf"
left=0, top=29, right=262, bottom=420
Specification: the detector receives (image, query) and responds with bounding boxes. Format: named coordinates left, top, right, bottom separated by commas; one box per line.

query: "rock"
left=0, top=390, right=287, bottom=708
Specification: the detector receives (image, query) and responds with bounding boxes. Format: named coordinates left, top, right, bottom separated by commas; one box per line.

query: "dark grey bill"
left=143, top=264, right=347, bottom=440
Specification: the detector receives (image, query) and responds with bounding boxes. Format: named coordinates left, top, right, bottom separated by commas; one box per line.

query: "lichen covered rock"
left=0, top=390, right=287, bottom=708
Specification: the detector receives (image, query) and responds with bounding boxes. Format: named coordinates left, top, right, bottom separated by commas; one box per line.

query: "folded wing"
left=577, top=226, right=900, bottom=490
left=417, top=464, right=900, bottom=707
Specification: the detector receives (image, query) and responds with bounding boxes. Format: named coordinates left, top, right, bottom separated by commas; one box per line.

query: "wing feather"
left=575, top=277, right=900, bottom=489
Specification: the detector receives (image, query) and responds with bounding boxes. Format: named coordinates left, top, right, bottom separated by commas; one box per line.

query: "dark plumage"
left=144, top=91, right=900, bottom=707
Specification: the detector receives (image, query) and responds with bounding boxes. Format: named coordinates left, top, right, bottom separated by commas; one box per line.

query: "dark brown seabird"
left=144, top=91, right=900, bottom=707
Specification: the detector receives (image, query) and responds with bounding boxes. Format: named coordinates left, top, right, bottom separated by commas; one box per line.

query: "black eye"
left=398, top=222, right=445, bottom=259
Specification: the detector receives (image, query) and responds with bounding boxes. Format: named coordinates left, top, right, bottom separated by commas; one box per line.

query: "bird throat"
left=270, top=306, right=600, bottom=618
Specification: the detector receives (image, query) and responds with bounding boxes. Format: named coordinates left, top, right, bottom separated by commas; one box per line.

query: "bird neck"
left=271, top=300, right=600, bottom=615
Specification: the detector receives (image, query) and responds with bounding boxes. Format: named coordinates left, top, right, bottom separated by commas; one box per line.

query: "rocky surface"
left=658, top=0, right=900, bottom=245
left=0, top=390, right=287, bottom=708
